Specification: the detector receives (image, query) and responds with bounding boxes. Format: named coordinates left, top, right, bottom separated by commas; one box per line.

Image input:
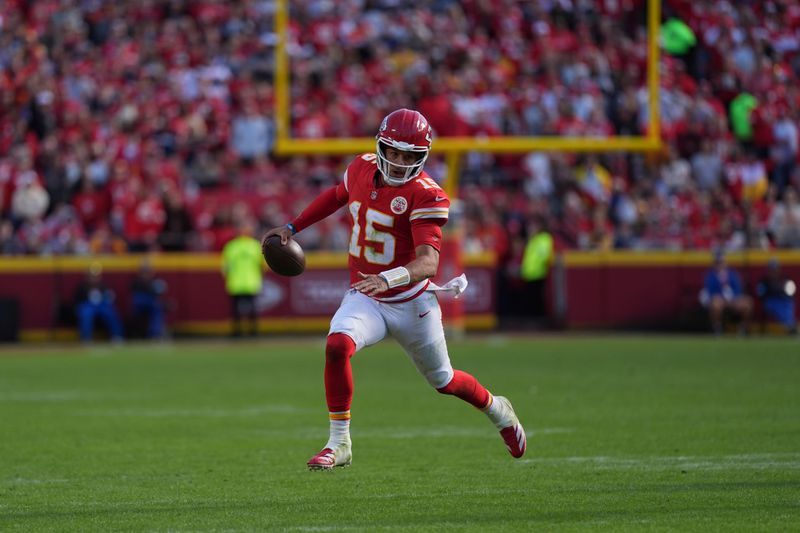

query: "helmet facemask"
left=376, top=139, right=429, bottom=187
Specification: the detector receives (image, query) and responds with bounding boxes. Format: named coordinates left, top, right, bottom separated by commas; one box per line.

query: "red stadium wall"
left=0, top=253, right=496, bottom=341
left=556, top=251, right=800, bottom=330
left=2, top=250, right=799, bottom=341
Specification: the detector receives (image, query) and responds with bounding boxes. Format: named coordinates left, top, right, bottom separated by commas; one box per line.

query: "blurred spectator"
left=221, top=218, right=263, bottom=337
left=185, top=151, right=224, bottom=189
left=11, top=172, right=49, bottom=224
left=768, top=187, right=800, bottom=248
left=691, top=139, right=723, bottom=192
left=699, top=250, right=753, bottom=335
left=158, top=189, right=194, bottom=252
left=588, top=204, right=615, bottom=251
left=123, top=180, right=166, bottom=252
left=613, top=222, right=638, bottom=250
left=659, top=145, right=692, bottom=194
left=726, top=150, right=768, bottom=204
left=756, top=259, right=797, bottom=334
left=522, top=152, right=554, bottom=199
left=742, top=208, right=770, bottom=250
left=230, top=100, right=273, bottom=163
left=574, top=155, right=612, bottom=204
left=130, top=259, right=169, bottom=340
left=729, top=91, right=757, bottom=145
left=74, top=264, right=123, bottom=343
left=39, top=204, right=89, bottom=255
left=71, top=177, right=110, bottom=233
left=0, top=220, right=24, bottom=254
left=88, top=224, right=128, bottom=255
left=661, top=16, right=697, bottom=73
left=771, top=112, right=798, bottom=196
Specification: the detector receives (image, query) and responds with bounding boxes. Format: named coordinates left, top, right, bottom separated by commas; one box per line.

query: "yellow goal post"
left=272, top=0, right=662, bottom=197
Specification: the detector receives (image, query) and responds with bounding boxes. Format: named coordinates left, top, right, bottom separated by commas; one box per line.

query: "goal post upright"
left=647, top=0, right=662, bottom=145
left=274, top=0, right=291, bottom=149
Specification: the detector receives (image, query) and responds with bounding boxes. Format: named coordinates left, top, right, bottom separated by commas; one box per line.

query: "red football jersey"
left=340, top=153, right=450, bottom=301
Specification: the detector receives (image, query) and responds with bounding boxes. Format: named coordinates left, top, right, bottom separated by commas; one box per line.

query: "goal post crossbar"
left=273, top=0, right=661, bottom=156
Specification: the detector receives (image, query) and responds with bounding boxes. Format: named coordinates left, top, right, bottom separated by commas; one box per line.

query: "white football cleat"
left=490, top=396, right=526, bottom=458
left=307, top=441, right=352, bottom=470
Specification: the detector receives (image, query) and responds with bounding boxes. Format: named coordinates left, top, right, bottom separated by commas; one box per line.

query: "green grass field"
left=1, top=335, right=799, bottom=532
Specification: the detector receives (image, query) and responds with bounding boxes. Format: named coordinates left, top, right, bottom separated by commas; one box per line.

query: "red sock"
left=437, top=369, right=491, bottom=409
left=324, top=333, right=356, bottom=413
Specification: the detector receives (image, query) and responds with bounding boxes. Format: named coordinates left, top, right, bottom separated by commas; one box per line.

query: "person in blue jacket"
left=757, top=259, right=797, bottom=334
left=74, top=263, right=124, bottom=342
left=131, top=259, right=168, bottom=339
left=700, top=250, right=753, bottom=335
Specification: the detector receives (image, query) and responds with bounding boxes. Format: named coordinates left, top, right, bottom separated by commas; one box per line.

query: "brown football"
left=262, top=235, right=306, bottom=276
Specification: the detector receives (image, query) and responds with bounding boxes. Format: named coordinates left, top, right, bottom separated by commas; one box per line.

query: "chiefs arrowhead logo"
left=390, top=196, right=408, bottom=215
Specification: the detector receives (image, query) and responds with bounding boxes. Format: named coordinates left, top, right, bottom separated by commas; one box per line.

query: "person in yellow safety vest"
left=221, top=218, right=264, bottom=337
left=520, top=217, right=554, bottom=318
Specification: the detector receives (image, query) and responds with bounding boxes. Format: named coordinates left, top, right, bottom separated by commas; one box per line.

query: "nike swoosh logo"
left=418, top=311, right=431, bottom=318
left=435, top=196, right=445, bottom=201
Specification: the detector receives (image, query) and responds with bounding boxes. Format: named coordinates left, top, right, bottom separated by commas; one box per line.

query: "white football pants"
left=328, top=289, right=454, bottom=389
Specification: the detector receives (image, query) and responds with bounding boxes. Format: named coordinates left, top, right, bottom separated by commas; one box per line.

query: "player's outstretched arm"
left=352, top=244, right=439, bottom=296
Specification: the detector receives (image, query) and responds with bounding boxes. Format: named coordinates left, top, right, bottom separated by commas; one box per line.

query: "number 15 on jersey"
left=348, top=201, right=396, bottom=265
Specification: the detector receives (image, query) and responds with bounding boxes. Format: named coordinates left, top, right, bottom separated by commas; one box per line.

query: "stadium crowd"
left=1, top=0, right=800, bottom=268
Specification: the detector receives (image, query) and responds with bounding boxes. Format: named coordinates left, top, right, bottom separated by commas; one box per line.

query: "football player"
left=264, top=109, right=526, bottom=469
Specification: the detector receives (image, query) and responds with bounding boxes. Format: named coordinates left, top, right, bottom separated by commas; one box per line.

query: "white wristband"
left=379, top=266, right=411, bottom=288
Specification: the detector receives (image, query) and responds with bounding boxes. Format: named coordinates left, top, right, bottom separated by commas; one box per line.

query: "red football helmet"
left=376, top=108, right=432, bottom=186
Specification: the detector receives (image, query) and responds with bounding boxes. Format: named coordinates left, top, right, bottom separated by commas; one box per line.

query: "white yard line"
left=519, top=452, right=800, bottom=470
left=73, top=405, right=316, bottom=418
left=2, top=477, right=70, bottom=485
left=0, top=390, right=85, bottom=402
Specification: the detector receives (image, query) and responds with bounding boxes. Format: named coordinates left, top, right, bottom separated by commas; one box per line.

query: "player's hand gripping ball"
left=262, top=235, right=306, bottom=276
